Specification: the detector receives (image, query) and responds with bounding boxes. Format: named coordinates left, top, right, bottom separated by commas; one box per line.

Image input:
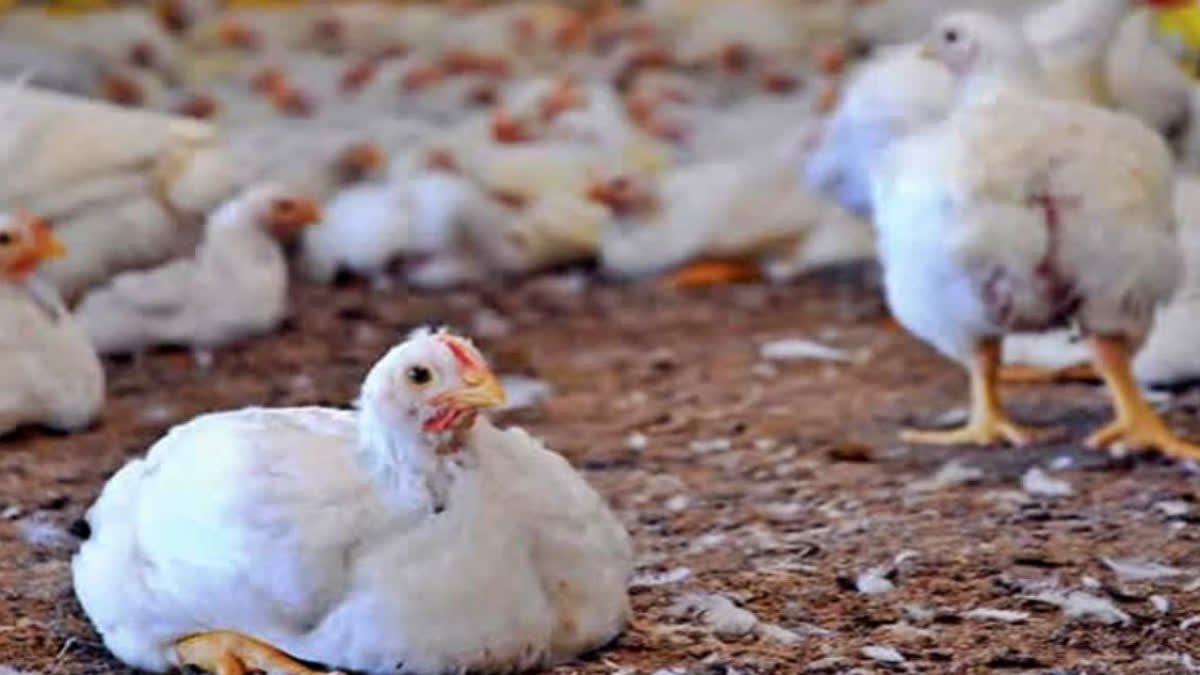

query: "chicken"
left=73, top=184, right=320, bottom=368
left=1021, top=0, right=1131, bottom=103
left=811, top=0, right=1129, bottom=217
left=1003, top=172, right=1200, bottom=387
left=0, top=84, right=235, bottom=299
left=1105, top=7, right=1195, bottom=142
left=0, top=210, right=104, bottom=437
left=872, top=11, right=1198, bottom=458
left=806, top=43, right=953, bottom=216
left=73, top=328, right=633, bottom=675
left=299, top=166, right=476, bottom=288
left=588, top=144, right=858, bottom=282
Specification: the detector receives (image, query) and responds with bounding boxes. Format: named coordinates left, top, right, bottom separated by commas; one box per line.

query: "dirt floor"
left=3, top=265, right=1200, bottom=674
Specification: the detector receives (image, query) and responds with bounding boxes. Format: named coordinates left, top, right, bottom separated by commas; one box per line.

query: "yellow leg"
left=176, top=630, right=340, bottom=675
left=999, top=362, right=1098, bottom=384
left=1085, top=336, right=1200, bottom=460
left=902, top=338, right=1046, bottom=447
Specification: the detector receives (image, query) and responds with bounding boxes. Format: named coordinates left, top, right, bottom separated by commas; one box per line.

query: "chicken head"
left=361, top=328, right=506, bottom=439
left=0, top=211, right=66, bottom=281
left=243, top=186, right=322, bottom=238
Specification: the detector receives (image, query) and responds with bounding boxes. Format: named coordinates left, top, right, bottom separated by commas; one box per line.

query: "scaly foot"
left=1086, top=411, right=1200, bottom=461
left=901, top=416, right=1045, bottom=447
left=1086, top=335, right=1200, bottom=461
left=176, top=630, right=341, bottom=675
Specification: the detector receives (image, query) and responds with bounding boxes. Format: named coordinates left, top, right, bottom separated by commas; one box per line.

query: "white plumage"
left=873, top=11, right=1197, bottom=457
left=806, top=42, right=953, bottom=216
left=300, top=169, right=476, bottom=287
left=875, top=13, right=1175, bottom=365
left=811, top=0, right=1131, bottom=217
left=74, top=329, right=632, bottom=675
left=1003, top=172, right=1200, bottom=387
left=0, top=211, right=104, bottom=436
left=73, top=183, right=320, bottom=361
left=1105, top=9, right=1194, bottom=142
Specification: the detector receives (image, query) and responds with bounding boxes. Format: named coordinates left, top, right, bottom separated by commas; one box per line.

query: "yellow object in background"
left=1153, top=1, right=1200, bottom=78
left=40, top=0, right=116, bottom=15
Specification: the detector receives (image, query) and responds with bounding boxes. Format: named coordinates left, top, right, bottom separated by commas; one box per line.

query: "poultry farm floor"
left=3, top=265, right=1200, bottom=674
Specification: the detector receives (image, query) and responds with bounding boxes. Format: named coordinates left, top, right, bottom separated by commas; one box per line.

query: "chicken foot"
left=1086, top=336, right=1200, bottom=460
left=176, top=630, right=342, bottom=675
left=902, top=337, right=1050, bottom=447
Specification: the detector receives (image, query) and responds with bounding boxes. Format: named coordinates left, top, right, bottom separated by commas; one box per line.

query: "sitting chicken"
left=73, top=184, right=320, bottom=368
left=872, top=11, right=1199, bottom=459
left=0, top=210, right=104, bottom=437
left=73, top=328, right=633, bottom=675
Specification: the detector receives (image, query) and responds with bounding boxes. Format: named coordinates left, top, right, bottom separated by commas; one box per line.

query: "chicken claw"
left=176, top=630, right=341, bottom=675
left=902, top=337, right=1054, bottom=447
left=1086, top=336, right=1200, bottom=460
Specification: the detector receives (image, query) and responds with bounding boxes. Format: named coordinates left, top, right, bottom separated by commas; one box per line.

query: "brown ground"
left=3, top=265, right=1200, bottom=674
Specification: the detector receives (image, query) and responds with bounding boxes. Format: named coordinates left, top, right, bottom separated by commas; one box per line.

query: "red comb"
left=439, top=334, right=484, bottom=370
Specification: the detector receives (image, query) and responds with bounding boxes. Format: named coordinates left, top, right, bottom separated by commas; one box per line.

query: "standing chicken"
left=73, top=184, right=320, bottom=368
left=73, top=328, right=633, bottom=675
left=0, top=210, right=104, bottom=436
left=872, top=11, right=1198, bottom=458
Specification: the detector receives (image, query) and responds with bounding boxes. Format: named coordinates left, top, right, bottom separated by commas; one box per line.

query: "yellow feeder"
left=1152, top=0, right=1200, bottom=78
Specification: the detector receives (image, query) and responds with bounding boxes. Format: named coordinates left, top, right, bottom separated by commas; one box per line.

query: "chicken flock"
left=0, top=0, right=1198, bottom=672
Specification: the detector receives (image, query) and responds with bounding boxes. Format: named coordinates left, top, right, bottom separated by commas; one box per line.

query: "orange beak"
left=32, top=218, right=66, bottom=259
left=430, top=365, right=507, bottom=411
left=423, top=334, right=507, bottom=432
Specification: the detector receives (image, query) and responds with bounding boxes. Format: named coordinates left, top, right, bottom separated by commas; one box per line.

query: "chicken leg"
left=1085, top=336, right=1200, bottom=460
left=176, top=630, right=341, bottom=675
left=902, top=337, right=1045, bottom=446
left=999, top=362, right=1097, bottom=384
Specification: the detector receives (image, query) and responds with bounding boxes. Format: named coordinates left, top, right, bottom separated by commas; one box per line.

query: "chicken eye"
left=944, top=28, right=959, bottom=44
left=0, top=232, right=13, bottom=246
left=407, top=365, right=434, bottom=386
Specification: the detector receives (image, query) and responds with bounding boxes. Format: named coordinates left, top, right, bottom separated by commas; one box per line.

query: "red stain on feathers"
left=1028, top=190, right=1081, bottom=321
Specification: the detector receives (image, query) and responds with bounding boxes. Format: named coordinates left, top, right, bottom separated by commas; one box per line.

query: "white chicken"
left=872, top=11, right=1199, bottom=458
left=73, top=184, right=320, bottom=368
left=810, top=0, right=1131, bottom=217
left=300, top=166, right=476, bottom=288
left=0, top=210, right=104, bottom=437
left=1105, top=8, right=1195, bottom=141
left=0, top=85, right=235, bottom=300
left=1003, top=172, right=1200, bottom=387
left=73, top=327, right=633, bottom=675
left=805, top=42, right=953, bottom=216
left=1021, top=0, right=1131, bottom=102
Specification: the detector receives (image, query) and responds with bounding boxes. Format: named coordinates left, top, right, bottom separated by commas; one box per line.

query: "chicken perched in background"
left=588, top=142, right=865, bottom=283
left=1021, top=0, right=1131, bottom=102
left=806, top=42, right=953, bottom=216
left=74, top=184, right=319, bottom=369
left=0, top=211, right=104, bottom=437
left=1105, top=6, right=1195, bottom=143
left=872, top=11, right=1198, bottom=458
left=0, top=85, right=235, bottom=299
left=298, top=164, right=475, bottom=288
left=74, top=328, right=632, bottom=675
